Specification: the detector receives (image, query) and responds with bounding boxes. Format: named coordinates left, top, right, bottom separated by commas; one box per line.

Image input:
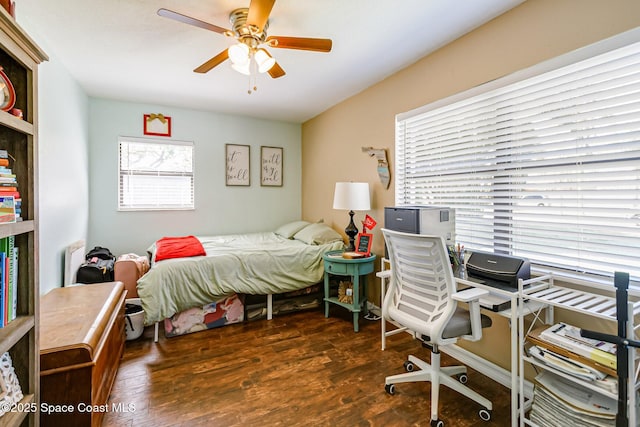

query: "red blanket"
left=155, top=236, right=206, bottom=262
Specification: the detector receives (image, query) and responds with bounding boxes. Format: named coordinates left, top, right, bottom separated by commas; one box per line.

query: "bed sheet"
left=137, top=232, right=344, bottom=324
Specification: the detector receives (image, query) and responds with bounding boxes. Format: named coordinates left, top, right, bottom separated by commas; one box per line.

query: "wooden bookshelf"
left=0, top=6, right=47, bottom=427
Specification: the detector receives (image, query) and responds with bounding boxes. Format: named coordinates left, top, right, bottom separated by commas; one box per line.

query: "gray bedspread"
left=137, top=232, right=344, bottom=324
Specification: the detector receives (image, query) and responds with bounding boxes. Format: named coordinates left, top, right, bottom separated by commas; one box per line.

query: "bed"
left=136, top=221, right=345, bottom=325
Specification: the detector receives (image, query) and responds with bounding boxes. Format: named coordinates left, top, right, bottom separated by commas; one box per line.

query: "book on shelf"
left=539, top=322, right=617, bottom=370
left=0, top=236, right=16, bottom=328
left=0, top=190, right=19, bottom=199
left=3, top=253, right=8, bottom=326
left=0, top=195, right=15, bottom=223
left=11, top=247, right=17, bottom=322
left=0, top=158, right=9, bottom=167
left=0, top=252, right=3, bottom=328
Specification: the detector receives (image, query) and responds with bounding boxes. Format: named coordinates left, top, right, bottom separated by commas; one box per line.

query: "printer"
left=464, top=251, right=530, bottom=311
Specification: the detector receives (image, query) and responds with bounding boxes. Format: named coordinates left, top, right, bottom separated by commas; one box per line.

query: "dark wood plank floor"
left=103, top=307, right=512, bottom=427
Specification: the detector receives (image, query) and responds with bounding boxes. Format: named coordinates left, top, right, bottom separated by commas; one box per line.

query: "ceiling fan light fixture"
left=228, top=42, right=250, bottom=65
left=255, top=48, right=276, bottom=73
left=231, top=61, right=251, bottom=76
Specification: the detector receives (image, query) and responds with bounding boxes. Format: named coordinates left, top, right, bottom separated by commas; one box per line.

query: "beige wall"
left=302, top=0, right=640, bottom=370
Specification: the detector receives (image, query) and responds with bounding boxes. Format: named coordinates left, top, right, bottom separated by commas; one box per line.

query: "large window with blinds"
left=396, top=29, right=640, bottom=283
left=118, top=137, right=194, bottom=211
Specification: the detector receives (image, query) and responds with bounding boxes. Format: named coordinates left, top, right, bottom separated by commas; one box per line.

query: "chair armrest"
left=452, top=287, right=488, bottom=303
left=453, top=288, right=489, bottom=342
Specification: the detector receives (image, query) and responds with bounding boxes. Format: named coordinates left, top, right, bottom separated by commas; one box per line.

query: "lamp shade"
left=231, top=61, right=251, bottom=75
left=333, top=182, right=371, bottom=211
left=228, top=43, right=250, bottom=65
left=255, top=48, right=276, bottom=73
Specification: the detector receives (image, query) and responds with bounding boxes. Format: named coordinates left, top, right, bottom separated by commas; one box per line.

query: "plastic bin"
left=125, top=298, right=145, bottom=340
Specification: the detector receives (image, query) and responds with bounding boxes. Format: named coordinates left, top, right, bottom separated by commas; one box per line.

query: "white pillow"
left=293, top=223, right=343, bottom=245
left=274, top=220, right=311, bottom=239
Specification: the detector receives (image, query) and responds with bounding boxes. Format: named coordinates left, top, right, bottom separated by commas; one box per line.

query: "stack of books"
left=0, top=235, right=18, bottom=328
left=0, top=150, right=19, bottom=223
left=527, top=322, right=619, bottom=425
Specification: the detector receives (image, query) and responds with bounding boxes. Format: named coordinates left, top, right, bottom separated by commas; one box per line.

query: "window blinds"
left=118, top=138, right=194, bottom=210
left=396, top=30, right=640, bottom=282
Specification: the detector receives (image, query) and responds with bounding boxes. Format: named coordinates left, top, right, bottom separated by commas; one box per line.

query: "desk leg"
left=353, top=274, right=360, bottom=332
left=324, top=271, right=330, bottom=318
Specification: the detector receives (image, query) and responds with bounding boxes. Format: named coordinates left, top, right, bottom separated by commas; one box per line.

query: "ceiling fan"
left=158, top=0, right=332, bottom=81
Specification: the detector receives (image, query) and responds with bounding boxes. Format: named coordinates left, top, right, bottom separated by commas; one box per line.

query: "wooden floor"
left=103, top=307, right=513, bottom=427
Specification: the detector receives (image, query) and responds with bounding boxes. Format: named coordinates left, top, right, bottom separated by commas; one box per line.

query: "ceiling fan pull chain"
left=248, top=57, right=258, bottom=94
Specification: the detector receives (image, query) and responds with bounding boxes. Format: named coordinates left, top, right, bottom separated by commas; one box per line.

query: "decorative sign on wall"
left=226, top=144, right=250, bottom=186
left=260, top=146, right=283, bottom=187
left=361, top=146, right=391, bottom=189
left=144, top=113, right=172, bottom=137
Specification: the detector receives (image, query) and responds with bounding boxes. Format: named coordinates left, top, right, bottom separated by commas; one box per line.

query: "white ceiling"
left=17, top=0, right=525, bottom=123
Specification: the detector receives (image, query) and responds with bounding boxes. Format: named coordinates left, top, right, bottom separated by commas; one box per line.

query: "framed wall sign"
left=226, top=144, right=250, bottom=186
left=260, top=146, right=283, bottom=187
left=143, top=113, right=172, bottom=137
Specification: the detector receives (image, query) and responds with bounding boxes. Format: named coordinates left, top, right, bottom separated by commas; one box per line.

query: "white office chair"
left=381, top=229, right=493, bottom=427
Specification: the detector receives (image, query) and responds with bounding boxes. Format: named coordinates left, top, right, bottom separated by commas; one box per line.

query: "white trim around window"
left=395, top=27, right=640, bottom=283
left=118, top=136, right=195, bottom=211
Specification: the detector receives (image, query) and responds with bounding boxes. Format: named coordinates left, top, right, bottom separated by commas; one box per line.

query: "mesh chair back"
left=382, top=228, right=457, bottom=343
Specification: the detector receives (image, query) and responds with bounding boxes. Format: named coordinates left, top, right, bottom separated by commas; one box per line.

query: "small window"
left=118, top=137, right=194, bottom=211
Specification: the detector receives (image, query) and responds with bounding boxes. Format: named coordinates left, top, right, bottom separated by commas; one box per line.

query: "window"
left=118, top=137, right=194, bottom=211
left=396, top=29, right=640, bottom=282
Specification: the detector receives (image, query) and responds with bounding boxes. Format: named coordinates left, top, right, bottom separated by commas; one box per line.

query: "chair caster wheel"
left=430, top=419, right=444, bottom=427
left=457, top=373, right=468, bottom=384
left=385, top=383, right=395, bottom=395
left=479, top=408, right=491, bottom=421
left=403, top=361, right=415, bottom=372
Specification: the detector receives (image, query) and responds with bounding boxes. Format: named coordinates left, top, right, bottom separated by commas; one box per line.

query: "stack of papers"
left=528, top=345, right=617, bottom=394
left=530, top=371, right=616, bottom=427
left=540, top=322, right=617, bottom=370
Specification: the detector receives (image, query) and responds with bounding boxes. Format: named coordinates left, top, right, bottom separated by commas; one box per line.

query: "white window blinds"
left=118, top=137, right=194, bottom=211
left=396, top=30, right=640, bottom=282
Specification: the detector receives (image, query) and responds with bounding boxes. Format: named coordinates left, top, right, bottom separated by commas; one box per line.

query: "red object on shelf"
left=0, top=0, right=14, bottom=17
left=0, top=67, right=16, bottom=112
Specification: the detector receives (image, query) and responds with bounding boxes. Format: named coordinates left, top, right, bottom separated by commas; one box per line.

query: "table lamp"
left=333, top=182, right=371, bottom=251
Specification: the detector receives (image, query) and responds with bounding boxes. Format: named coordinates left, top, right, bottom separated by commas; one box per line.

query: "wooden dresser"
left=39, top=282, right=126, bottom=427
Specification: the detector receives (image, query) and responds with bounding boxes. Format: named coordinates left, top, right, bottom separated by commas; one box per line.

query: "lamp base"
left=344, top=210, right=358, bottom=252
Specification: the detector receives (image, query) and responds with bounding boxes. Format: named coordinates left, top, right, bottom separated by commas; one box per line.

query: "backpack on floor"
left=76, top=246, right=116, bottom=284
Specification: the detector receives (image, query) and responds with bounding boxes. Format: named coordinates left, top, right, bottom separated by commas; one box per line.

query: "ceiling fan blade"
left=268, top=62, right=286, bottom=79
left=158, top=8, right=230, bottom=35
left=247, top=0, right=275, bottom=32
left=194, top=49, right=230, bottom=73
left=266, top=36, right=332, bottom=52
